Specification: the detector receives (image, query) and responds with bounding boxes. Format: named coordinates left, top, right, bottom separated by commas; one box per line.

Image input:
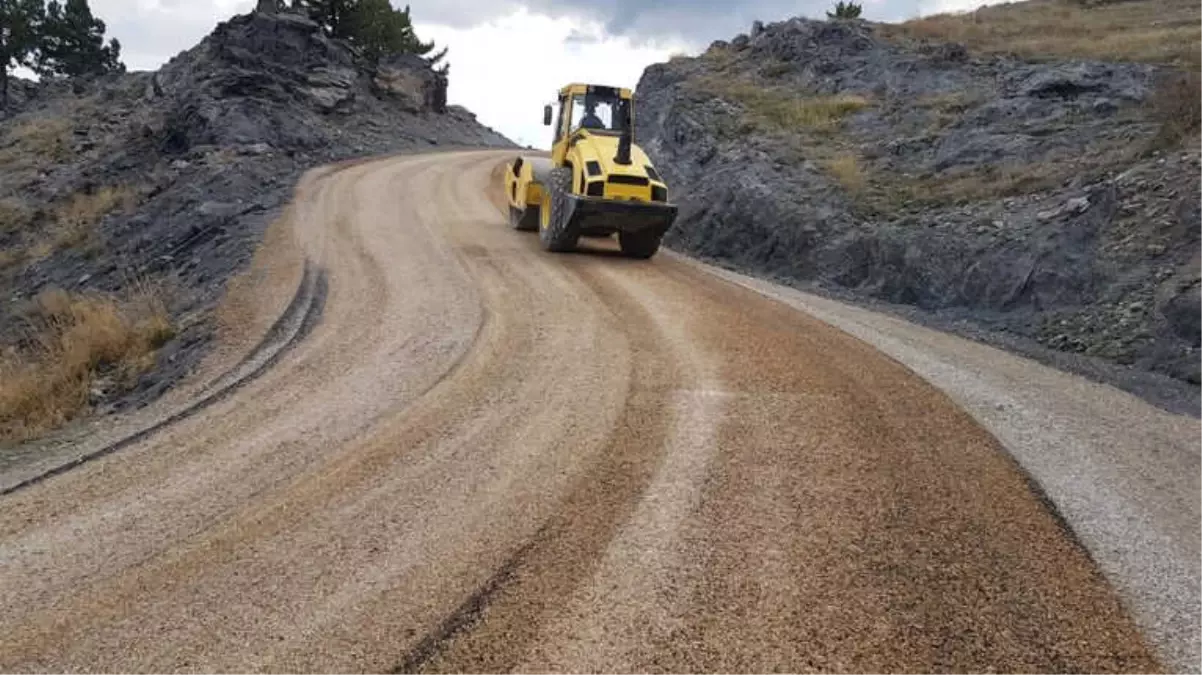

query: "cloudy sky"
left=87, top=0, right=991, bottom=148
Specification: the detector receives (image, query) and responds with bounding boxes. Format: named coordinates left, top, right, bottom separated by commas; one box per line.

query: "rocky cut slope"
left=0, top=9, right=512, bottom=441
left=635, top=3, right=1200, bottom=412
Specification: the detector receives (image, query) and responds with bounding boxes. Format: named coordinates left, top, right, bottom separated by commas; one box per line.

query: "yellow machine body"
left=503, top=82, right=677, bottom=258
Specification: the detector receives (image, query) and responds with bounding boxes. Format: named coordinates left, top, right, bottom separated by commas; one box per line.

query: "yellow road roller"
left=503, top=83, right=677, bottom=258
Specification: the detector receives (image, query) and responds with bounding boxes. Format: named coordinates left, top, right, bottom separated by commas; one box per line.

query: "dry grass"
left=0, top=117, right=73, bottom=167
left=917, top=92, right=983, bottom=129
left=698, top=45, right=738, bottom=70
left=1, top=198, right=36, bottom=270
left=917, top=92, right=978, bottom=113
left=0, top=283, right=174, bottom=443
left=0, top=186, right=134, bottom=271
left=882, top=0, right=1200, bottom=67
left=1148, top=69, right=1202, bottom=149
left=758, top=60, right=795, bottom=79
left=827, top=154, right=866, bottom=192
left=772, top=93, right=871, bottom=131
left=873, top=161, right=1079, bottom=210
left=699, top=78, right=871, bottom=132
left=58, top=185, right=136, bottom=228
left=0, top=197, right=34, bottom=234
left=0, top=248, right=23, bottom=270
left=31, top=185, right=136, bottom=258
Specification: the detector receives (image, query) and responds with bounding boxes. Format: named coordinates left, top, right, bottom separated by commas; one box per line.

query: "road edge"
left=0, top=260, right=327, bottom=498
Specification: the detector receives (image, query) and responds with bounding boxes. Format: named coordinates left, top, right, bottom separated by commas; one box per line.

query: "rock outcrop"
left=0, top=10, right=512, bottom=417
left=635, top=16, right=1200, bottom=408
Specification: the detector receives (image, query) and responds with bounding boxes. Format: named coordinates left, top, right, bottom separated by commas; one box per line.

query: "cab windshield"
left=570, top=92, right=627, bottom=134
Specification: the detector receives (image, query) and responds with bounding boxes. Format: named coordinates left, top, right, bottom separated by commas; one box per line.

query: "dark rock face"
left=1163, top=281, right=1200, bottom=344
left=375, top=53, right=448, bottom=113
left=149, top=12, right=462, bottom=151
left=636, top=16, right=1200, bottom=404
left=0, top=10, right=512, bottom=416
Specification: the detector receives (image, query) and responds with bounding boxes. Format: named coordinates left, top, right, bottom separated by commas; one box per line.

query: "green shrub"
left=827, top=1, right=863, bottom=19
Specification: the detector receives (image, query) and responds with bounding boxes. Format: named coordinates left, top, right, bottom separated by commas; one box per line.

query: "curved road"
left=0, top=150, right=1164, bottom=672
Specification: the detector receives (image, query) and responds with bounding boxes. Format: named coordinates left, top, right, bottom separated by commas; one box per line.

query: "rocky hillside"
left=635, top=0, right=1200, bottom=412
left=0, top=9, right=512, bottom=441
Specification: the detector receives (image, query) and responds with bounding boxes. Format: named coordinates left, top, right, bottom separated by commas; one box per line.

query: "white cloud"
left=416, top=9, right=689, bottom=149
left=93, top=0, right=256, bottom=71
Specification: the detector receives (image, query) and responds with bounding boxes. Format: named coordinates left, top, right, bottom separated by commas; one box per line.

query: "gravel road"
left=0, top=149, right=1179, bottom=673
left=694, top=258, right=1201, bottom=673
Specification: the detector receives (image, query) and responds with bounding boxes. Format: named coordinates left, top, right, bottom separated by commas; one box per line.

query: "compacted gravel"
left=0, top=150, right=1168, bottom=673
left=699, top=258, right=1201, bottom=673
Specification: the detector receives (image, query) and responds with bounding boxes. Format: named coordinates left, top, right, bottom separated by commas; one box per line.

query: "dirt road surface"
left=0, top=150, right=1175, bottom=672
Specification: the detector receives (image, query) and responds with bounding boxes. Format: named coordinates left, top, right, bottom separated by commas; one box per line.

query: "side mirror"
left=543, top=104, right=553, bottom=126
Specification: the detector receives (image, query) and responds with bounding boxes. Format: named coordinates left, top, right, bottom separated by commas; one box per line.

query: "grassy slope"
left=880, top=0, right=1202, bottom=154
left=879, top=0, right=1199, bottom=68
left=0, top=95, right=175, bottom=443
left=694, top=0, right=1199, bottom=213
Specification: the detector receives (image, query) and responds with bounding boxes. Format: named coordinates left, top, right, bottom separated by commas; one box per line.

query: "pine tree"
left=342, top=0, right=405, bottom=62
left=392, top=4, right=433, bottom=55
left=428, top=45, right=448, bottom=76
left=298, top=0, right=446, bottom=67
left=826, top=1, right=863, bottom=19
left=35, top=0, right=123, bottom=79
left=0, top=0, right=44, bottom=108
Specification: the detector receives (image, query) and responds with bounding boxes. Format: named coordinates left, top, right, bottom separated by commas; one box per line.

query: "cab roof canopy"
left=558, top=83, right=633, bottom=99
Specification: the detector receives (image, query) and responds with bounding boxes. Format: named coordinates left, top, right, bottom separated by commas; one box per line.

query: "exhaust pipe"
left=614, top=99, right=633, bottom=165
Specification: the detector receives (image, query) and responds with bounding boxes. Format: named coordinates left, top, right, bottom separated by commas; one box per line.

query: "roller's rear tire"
left=618, top=229, right=662, bottom=259
left=539, top=168, right=580, bottom=253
